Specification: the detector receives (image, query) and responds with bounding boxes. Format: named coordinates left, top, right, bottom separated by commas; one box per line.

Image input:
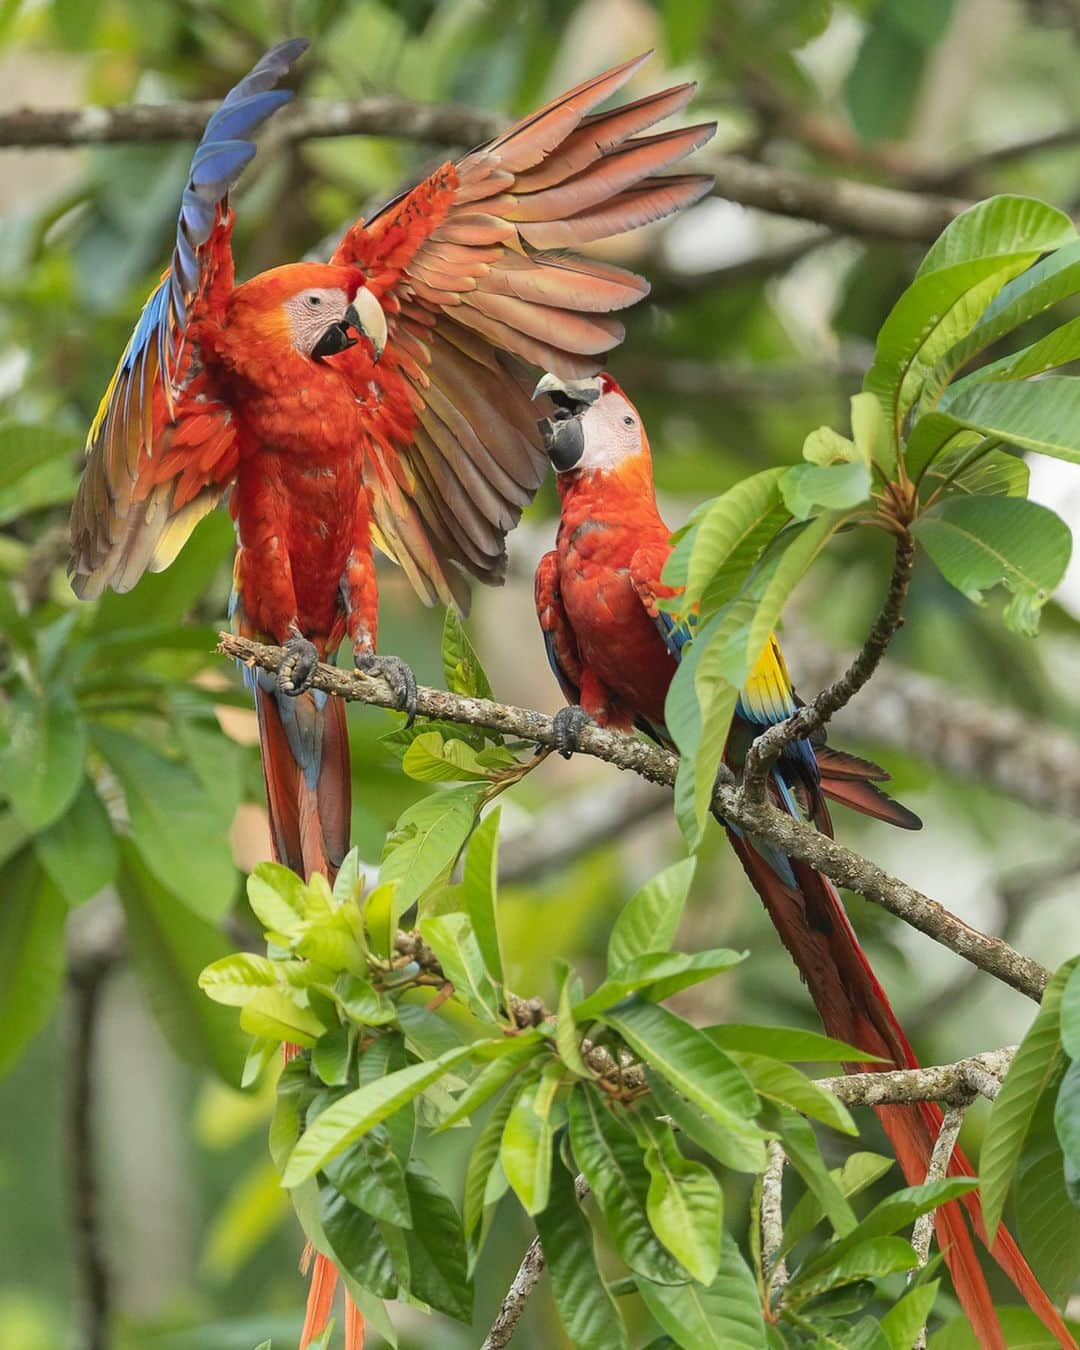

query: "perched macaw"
left=532, top=372, right=1074, bottom=1350
left=68, top=41, right=715, bottom=1347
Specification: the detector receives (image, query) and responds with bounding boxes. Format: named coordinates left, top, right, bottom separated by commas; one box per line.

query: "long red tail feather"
left=728, top=834, right=1074, bottom=1348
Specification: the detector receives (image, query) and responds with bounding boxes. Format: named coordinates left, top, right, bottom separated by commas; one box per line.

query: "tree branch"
left=742, top=533, right=915, bottom=802
left=761, top=1141, right=789, bottom=1292
left=816, top=1046, right=1014, bottom=1109
left=217, top=634, right=1051, bottom=1003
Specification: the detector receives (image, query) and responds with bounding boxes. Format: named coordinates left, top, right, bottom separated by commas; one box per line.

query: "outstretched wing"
left=69, top=39, right=308, bottom=599
left=332, top=55, right=715, bottom=609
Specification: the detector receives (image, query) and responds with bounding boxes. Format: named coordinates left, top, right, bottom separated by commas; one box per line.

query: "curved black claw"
left=552, top=705, right=594, bottom=760
left=356, top=651, right=419, bottom=726
left=278, top=633, right=319, bottom=696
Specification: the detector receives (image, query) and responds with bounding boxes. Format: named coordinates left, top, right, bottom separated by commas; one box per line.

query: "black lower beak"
left=312, top=320, right=358, bottom=360
left=539, top=414, right=585, bottom=472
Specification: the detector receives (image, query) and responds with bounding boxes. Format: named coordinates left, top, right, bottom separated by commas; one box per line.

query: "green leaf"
left=981, top=958, right=1077, bottom=1239
left=556, top=970, right=593, bottom=1079
left=926, top=376, right=1080, bottom=466
left=919, top=445, right=1029, bottom=502
left=567, top=1084, right=689, bottom=1284
left=323, top=1125, right=411, bottom=1228
left=706, top=1024, right=880, bottom=1063
left=912, top=495, right=1071, bottom=636
left=462, top=806, right=503, bottom=983
left=0, top=423, right=79, bottom=494
left=380, top=785, right=482, bottom=913
left=247, top=862, right=308, bottom=937
left=401, top=732, right=498, bottom=783
left=780, top=461, right=872, bottom=521
left=198, top=953, right=278, bottom=1007
left=116, top=842, right=246, bottom=1084
left=865, top=197, right=1075, bottom=442
left=93, top=727, right=237, bottom=921
left=0, top=851, right=67, bottom=1078
left=418, top=911, right=499, bottom=1020
left=534, top=1153, right=628, bottom=1350
left=851, top=390, right=895, bottom=477
left=607, top=858, right=695, bottom=973
left=0, top=685, right=85, bottom=832
left=311, top=1025, right=351, bottom=1086
left=442, top=608, right=494, bottom=701
left=1053, top=1058, right=1080, bottom=1191
left=281, top=1045, right=473, bottom=1186
left=1061, top=966, right=1080, bottom=1059
left=463, top=1084, right=517, bottom=1252
left=33, top=778, right=117, bottom=906
left=787, top=1236, right=919, bottom=1303
left=881, top=1281, right=940, bottom=1350
left=777, top=1109, right=857, bottom=1238
left=319, top=1183, right=399, bottom=1299
left=401, top=1160, right=473, bottom=1321
left=781, top=1152, right=895, bottom=1254
left=732, top=1053, right=856, bottom=1135
left=436, top=1031, right=546, bottom=1131
left=637, top=1111, right=724, bottom=1285
left=1016, top=1086, right=1080, bottom=1302
left=636, top=1232, right=767, bottom=1349
left=576, top=948, right=746, bottom=1021
left=500, top=1062, right=561, bottom=1215
left=647, top=1071, right=767, bottom=1174
left=796, top=1178, right=978, bottom=1283
left=672, top=467, right=789, bottom=613
left=240, top=988, right=326, bottom=1048
left=603, top=1001, right=760, bottom=1134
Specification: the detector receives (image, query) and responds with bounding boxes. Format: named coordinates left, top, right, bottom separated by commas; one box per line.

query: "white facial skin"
left=575, top=385, right=643, bottom=472
left=283, top=287, right=352, bottom=356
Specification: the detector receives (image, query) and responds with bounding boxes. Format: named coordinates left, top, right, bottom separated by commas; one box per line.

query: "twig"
left=481, top=1177, right=592, bottom=1348
left=742, top=534, right=915, bottom=802
left=761, top=1141, right=789, bottom=1292
left=218, top=633, right=1051, bottom=1004
left=911, top=1105, right=969, bottom=1266
left=67, top=939, right=120, bottom=1350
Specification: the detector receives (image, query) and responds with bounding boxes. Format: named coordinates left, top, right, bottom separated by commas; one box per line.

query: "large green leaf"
left=436, top=1031, right=545, bottom=1131
left=606, top=857, right=696, bottom=973
left=500, top=1063, right=560, bottom=1215
left=781, top=1152, right=895, bottom=1255
left=603, top=1001, right=760, bottom=1133
left=0, top=851, right=67, bottom=1078
left=462, top=806, right=503, bottom=983
left=442, top=607, right=494, bottom=701
left=116, top=843, right=247, bottom=1084
left=706, top=1024, right=879, bottom=1063
left=462, top=1085, right=516, bottom=1255
left=401, top=1161, right=473, bottom=1322
left=534, top=1154, right=628, bottom=1350
left=1062, top=966, right=1080, bottom=1059
left=1016, top=1086, right=1080, bottom=1302
left=319, top=1182, right=399, bottom=1299
left=637, top=1112, right=723, bottom=1286
left=281, top=1045, right=474, bottom=1186
left=912, top=495, right=1071, bottom=636
left=636, top=1233, right=767, bottom=1349
left=926, top=377, right=1080, bottom=466
left=33, top=778, right=117, bottom=906
left=418, top=911, right=499, bottom=1021
left=864, top=197, right=1075, bottom=442
left=0, top=685, right=85, bottom=832
left=647, top=1072, right=767, bottom=1173
left=575, top=948, right=746, bottom=1021
left=731, top=1052, right=856, bottom=1135
left=1053, top=1058, right=1080, bottom=1198
left=787, top=1236, right=919, bottom=1303
left=379, top=785, right=482, bottom=914
left=881, top=1281, right=941, bottom=1350
left=567, top=1084, right=689, bottom=1284
left=93, top=727, right=237, bottom=921
left=780, top=460, right=872, bottom=521
left=777, top=1109, right=857, bottom=1238
left=980, top=958, right=1077, bottom=1239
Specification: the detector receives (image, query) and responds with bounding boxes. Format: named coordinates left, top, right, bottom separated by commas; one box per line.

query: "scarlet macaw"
left=532, top=372, right=1073, bottom=1350
left=67, top=42, right=715, bottom=1347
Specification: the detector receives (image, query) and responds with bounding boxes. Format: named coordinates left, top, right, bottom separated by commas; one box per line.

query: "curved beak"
left=344, top=288, right=388, bottom=364
left=533, top=373, right=602, bottom=473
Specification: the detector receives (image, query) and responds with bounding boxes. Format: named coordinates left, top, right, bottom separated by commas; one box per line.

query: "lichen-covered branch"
left=817, top=1046, right=1015, bottom=1109
left=761, top=1141, right=789, bottom=1292
left=219, top=634, right=1051, bottom=1003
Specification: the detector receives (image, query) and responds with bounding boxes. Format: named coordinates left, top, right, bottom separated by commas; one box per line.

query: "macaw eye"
left=307, top=294, right=322, bottom=308
left=623, top=416, right=635, bottom=426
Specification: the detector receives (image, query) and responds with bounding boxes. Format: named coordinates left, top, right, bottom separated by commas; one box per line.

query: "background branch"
left=218, top=634, right=1052, bottom=1003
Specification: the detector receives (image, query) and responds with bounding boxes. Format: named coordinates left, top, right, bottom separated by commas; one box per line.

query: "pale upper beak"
left=533, top=373, right=603, bottom=473
left=345, top=287, right=388, bottom=363
left=532, top=373, right=603, bottom=416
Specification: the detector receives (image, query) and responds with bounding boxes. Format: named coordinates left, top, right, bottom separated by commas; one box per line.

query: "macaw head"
left=533, top=372, right=649, bottom=478
left=227, top=262, right=388, bottom=364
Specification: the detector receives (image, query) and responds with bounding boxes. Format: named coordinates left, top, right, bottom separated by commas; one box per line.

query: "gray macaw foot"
left=356, top=651, right=419, bottom=725
left=277, top=633, right=320, bottom=696
left=552, top=704, right=595, bottom=759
